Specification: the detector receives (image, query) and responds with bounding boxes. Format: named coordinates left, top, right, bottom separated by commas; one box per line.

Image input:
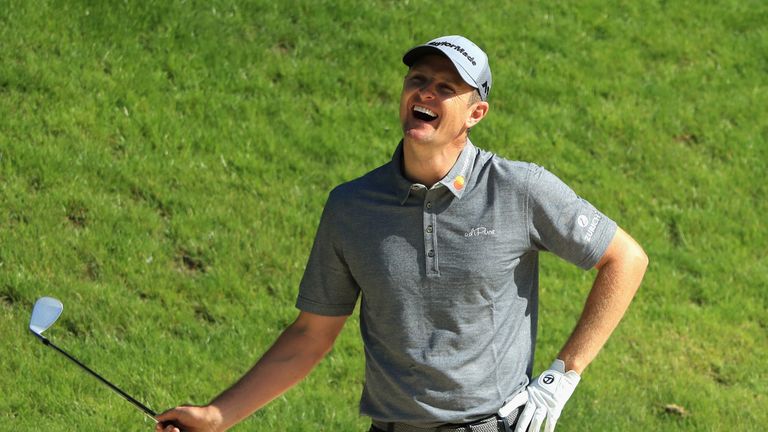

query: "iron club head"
left=29, top=296, right=64, bottom=337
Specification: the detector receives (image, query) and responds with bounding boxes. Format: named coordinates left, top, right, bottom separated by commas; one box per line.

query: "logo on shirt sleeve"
left=578, top=212, right=602, bottom=242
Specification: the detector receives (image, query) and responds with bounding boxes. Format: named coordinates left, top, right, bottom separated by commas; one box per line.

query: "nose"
left=417, top=81, right=437, bottom=100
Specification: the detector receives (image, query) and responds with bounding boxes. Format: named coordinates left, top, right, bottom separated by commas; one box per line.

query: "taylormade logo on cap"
left=427, top=41, right=477, bottom=66
left=403, top=35, right=492, bottom=101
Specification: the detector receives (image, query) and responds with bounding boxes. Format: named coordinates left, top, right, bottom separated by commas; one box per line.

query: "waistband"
left=372, top=405, right=523, bottom=432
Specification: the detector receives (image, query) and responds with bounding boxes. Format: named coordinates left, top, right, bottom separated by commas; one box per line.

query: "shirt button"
left=426, top=225, right=433, bottom=233
left=426, top=202, right=432, bottom=209
left=427, top=250, right=435, bottom=257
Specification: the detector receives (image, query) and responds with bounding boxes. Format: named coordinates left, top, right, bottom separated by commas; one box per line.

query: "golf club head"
left=29, top=296, right=64, bottom=336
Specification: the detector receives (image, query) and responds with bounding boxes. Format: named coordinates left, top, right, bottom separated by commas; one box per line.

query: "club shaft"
left=37, top=335, right=158, bottom=421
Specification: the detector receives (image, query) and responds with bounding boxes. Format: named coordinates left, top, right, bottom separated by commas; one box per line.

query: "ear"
left=465, top=101, right=489, bottom=129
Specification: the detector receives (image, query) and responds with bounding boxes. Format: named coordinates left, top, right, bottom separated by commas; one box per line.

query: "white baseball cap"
left=403, top=35, right=492, bottom=101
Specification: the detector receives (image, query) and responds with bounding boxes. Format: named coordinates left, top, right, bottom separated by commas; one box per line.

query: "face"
left=399, top=55, right=488, bottom=147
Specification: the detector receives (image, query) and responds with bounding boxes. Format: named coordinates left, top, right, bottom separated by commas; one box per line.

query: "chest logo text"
left=465, top=226, right=496, bottom=237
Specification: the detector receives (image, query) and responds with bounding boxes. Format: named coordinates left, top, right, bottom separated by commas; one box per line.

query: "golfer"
left=157, top=35, right=648, bottom=432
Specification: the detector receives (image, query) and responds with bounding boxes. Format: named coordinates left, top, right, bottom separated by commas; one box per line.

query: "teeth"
left=414, top=106, right=437, bottom=117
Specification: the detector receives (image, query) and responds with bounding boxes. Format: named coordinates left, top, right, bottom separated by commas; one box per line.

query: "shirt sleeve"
left=296, top=189, right=360, bottom=316
left=526, top=164, right=617, bottom=269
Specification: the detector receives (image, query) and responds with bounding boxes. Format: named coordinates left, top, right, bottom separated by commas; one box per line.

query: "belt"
left=372, top=405, right=523, bottom=432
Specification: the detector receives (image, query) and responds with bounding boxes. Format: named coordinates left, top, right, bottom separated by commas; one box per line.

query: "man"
left=156, top=35, right=648, bottom=432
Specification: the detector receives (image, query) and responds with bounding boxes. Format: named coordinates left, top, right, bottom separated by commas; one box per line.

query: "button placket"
left=423, top=194, right=438, bottom=275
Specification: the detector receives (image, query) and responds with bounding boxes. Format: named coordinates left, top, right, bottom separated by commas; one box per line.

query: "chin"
left=403, top=122, right=440, bottom=141
left=403, top=129, right=436, bottom=144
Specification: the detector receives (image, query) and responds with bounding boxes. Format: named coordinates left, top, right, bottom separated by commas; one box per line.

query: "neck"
left=402, top=136, right=467, bottom=186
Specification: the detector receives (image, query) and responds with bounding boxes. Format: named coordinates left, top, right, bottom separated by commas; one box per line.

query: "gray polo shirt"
left=296, top=140, right=617, bottom=427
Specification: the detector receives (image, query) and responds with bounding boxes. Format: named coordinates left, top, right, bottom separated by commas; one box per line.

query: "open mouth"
left=413, top=105, right=438, bottom=122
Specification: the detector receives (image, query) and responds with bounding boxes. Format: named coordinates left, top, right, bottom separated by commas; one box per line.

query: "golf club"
left=29, top=296, right=184, bottom=430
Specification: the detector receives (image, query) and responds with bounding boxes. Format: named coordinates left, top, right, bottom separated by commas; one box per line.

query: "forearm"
left=558, top=229, right=648, bottom=374
left=209, top=317, right=340, bottom=430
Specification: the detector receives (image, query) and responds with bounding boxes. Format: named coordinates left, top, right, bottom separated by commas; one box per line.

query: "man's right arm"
left=156, top=311, right=349, bottom=432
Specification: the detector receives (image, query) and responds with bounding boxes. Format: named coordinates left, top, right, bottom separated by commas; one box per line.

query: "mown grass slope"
left=1, top=1, right=766, bottom=430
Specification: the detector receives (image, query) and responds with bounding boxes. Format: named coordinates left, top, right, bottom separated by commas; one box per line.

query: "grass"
left=1, top=0, right=766, bottom=430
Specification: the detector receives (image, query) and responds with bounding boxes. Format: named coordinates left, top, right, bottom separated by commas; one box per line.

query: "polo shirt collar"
left=390, top=142, right=415, bottom=204
left=438, top=139, right=477, bottom=199
left=391, top=139, right=478, bottom=205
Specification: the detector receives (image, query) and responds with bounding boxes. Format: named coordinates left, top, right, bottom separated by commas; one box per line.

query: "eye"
left=438, top=84, right=455, bottom=94
left=407, top=74, right=426, bottom=86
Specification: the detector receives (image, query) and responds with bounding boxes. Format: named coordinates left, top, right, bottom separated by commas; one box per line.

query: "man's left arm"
left=557, top=226, right=648, bottom=373
left=515, top=227, right=648, bottom=432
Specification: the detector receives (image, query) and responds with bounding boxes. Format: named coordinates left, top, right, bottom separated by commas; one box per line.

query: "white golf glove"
left=515, top=359, right=581, bottom=432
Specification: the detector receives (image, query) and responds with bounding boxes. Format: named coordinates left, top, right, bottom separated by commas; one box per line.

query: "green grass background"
left=1, top=0, right=766, bottom=430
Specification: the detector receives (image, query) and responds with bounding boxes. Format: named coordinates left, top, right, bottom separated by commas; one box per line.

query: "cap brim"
left=403, top=45, right=443, bottom=67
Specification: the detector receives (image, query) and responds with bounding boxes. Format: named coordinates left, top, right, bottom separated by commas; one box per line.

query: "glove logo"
left=517, top=360, right=581, bottom=432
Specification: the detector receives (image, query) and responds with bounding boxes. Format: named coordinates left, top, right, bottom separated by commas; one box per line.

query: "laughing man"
left=157, top=35, right=648, bottom=432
